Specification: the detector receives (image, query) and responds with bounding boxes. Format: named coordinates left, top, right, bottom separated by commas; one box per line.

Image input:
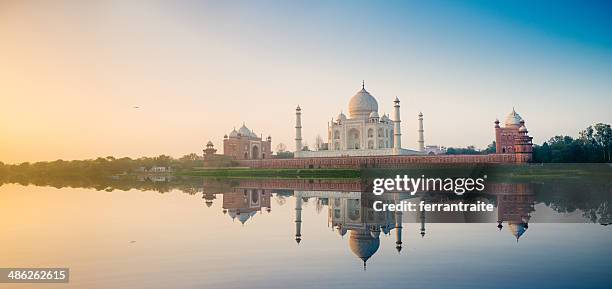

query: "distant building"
left=149, top=166, right=170, bottom=173
left=203, top=141, right=217, bottom=157
left=223, top=123, right=272, bottom=160
left=423, top=145, right=446, bottom=155
left=494, top=108, right=533, bottom=162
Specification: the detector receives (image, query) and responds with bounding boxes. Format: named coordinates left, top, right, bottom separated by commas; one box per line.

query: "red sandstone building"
left=494, top=108, right=533, bottom=162
left=223, top=123, right=272, bottom=160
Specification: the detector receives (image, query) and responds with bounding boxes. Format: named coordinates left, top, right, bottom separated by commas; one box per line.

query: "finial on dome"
left=362, top=80, right=365, bottom=89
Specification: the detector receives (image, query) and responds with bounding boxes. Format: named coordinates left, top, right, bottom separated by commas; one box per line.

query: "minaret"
left=295, top=105, right=303, bottom=152
left=418, top=112, right=425, bottom=152
left=420, top=209, right=426, bottom=237
left=393, top=97, right=402, bottom=154
left=295, top=195, right=303, bottom=244
left=395, top=210, right=403, bottom=253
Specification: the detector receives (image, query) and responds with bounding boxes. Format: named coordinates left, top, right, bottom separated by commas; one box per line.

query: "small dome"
left=369, top=111, right=379, bottom=119
left=519, top=125, right=528, bottom=133
left=229, top=129, right=238, bottom=138
left=505, top=108, right=523, bottom=127
left=381, top=114, right=390, bottom=122
left=348, top=87, right=379, bottom=119
left=206, top=141, right=213, bottom=146
left=238, top=124, right=252, bottom=136
left=337, top=112, right=347, bottom=121
left=227, top=210, right=237, bottom=219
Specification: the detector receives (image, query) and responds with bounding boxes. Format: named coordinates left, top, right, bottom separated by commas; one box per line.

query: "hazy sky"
left=1, top=0, right=611, bottom=163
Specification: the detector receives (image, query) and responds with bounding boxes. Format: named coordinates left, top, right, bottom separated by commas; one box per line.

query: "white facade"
left=295, top=84, right=423, bottom=158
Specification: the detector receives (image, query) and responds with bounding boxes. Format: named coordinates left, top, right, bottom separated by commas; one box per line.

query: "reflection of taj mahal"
left=294, top=191, right=409, bottom=270
left=294, top=83, right=424, bottom=158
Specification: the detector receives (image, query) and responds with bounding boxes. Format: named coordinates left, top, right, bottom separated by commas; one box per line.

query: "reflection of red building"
left=492, top=183, right=536, bottom=241
left=223, top=123, right=272, bottom=160
left=495, top=108, right=533, bottom=162
left=222, top=189, right=272, bottom=224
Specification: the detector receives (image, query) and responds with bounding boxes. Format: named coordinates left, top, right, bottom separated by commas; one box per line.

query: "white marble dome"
left=349, top=229, right=380, bottom=264
left=349, top=88, right=378, bottom=119
left=505, top=108, right=523, bottom=127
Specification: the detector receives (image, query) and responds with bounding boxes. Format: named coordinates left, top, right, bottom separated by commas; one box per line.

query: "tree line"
left=0, top=154, right=208, bottom=180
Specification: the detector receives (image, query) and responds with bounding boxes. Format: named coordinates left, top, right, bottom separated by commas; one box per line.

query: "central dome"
left=349, top=229, right=380, bottom=265
left=348, top=87, right=378, bottom=119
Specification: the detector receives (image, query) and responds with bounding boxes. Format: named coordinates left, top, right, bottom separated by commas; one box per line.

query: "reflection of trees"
left=535, top=183, right=612, bottom=224
left=0, top=173, right=204, bottom=194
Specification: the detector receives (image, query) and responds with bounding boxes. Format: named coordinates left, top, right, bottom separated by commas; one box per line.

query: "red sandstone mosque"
left=222, top=123, right=272, bottom=160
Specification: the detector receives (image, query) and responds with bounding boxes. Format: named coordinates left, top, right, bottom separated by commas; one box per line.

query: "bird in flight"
left=133, top=106, right=140, bottom=109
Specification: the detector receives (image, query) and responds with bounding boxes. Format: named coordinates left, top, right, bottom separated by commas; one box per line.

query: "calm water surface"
left=0, top=178, right=610, bottom=289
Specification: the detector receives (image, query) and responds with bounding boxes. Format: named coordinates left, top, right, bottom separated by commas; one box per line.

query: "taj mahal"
left=294, top=82, right=425, bottom=158
left=207, top=82, right=533, bottom=166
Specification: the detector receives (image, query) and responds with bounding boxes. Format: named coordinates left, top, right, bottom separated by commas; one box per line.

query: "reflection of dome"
left=237, top=211, right=257, bottom=224
left=205, top=201, right=213, bottom=207
left=348, top=88, right=378, bottom=119
left=508, top=222, right=528, bottom=241
left=349, top=229, right=380, bottom=267
left=228, top=210, right=237, bottom=219
left=504, top=108, right=523, bottom=127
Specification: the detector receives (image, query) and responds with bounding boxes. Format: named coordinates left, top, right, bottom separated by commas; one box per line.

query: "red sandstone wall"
left=236, top=154, right=521, bottom=169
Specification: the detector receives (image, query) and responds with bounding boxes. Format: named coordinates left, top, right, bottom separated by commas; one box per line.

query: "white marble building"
left=294, top=83, right=424, bottom=158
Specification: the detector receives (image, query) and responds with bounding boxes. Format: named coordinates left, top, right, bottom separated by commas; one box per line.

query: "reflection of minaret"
left=295, top=196, right=303, bottom=244
left=295, top=106, right=303, bottom=152
left=420, top=209, right=426, bottom=237
left=393, top=97, right=402, bottom=154
left=395, top=210, right=403, bottom=252
left=418, top=112, right=425, bottom=152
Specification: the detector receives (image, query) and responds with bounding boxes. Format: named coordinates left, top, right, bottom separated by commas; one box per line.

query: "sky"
left=1, top=0, right=611, bottom=164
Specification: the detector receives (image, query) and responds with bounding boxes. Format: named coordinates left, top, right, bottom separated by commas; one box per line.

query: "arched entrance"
left=251, top=145, right=260, bottom=159
left=348, top=128, right=361, bottom=149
